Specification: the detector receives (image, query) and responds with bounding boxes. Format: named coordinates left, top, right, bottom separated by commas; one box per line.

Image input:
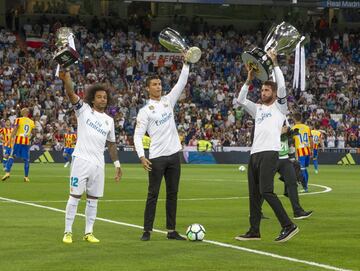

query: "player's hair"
left=315, top=123, right=320, bottom=129
left=293, top=112, right=302, bottom=122
left=262, top=81, right=277, bottom=93
left=84, top=84, right=112, bottom=109
left=21, top=107, right=29, bottom=117
left=146, top=75, right=161, bottom=87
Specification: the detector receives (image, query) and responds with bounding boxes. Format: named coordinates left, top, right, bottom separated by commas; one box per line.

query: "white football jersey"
left=251, top=103, right=285, bottom=154
left=237, top=66, right=287, bottom=155
left=134, top=64, right=189, bottom=159
left=72, top=101, right=115, bottom=167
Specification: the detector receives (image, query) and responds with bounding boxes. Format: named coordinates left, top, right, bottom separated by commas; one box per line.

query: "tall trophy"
left=241, top=22, right=304, bottom=81
left=159, top=27, right=201, bottom=64
left=53, top=27, right=79, bottom=68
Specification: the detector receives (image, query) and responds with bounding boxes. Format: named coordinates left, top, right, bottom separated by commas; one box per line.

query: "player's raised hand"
left=245, top=64, right=255, bottom=82
left=140, top=157, right=152, bottom=171
left=58, top=69, right=71, bottom=83
left=267, top=49, right=278, bottom=66
left=115, top=167, right=122, bottom=182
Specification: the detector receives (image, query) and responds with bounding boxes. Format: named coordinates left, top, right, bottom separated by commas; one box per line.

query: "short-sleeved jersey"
left=14, top=117, right=35, bottom=145
left=64, top=133, right=77, bottom=148
left=311, top=130, right=322, bottom=150
left=0, top=127, right=14, bottom=147
left=72, top=100, right=115, bottom=168
left=292, top=123, right=311, bottom=157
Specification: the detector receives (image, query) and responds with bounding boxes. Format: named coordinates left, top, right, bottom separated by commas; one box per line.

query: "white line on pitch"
left=0, top=183, right=332, bottom=204
left=0, top=196, right=350, bottom=271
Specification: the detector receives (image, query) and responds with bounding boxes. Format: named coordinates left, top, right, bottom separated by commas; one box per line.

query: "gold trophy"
left=53, top=27, right=79, bottom=68
left=241, top=22, right=304, bottom=81
left=159, top=27, right=201, bottom=63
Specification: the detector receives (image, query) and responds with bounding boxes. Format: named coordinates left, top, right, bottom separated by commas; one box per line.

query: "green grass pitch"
left=0, top=163, right=359, bottom=271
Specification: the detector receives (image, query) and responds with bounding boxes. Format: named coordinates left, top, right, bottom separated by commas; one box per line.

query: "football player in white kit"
left=235, top=50, right=299, bottom=243
left=134, top=57, right=190, bottom=241
left=59, top=71, right=122, bottom=244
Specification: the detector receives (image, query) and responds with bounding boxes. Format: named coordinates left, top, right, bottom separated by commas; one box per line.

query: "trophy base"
left=241, top=48, right=273, bottom=82
left=53, top=46, right=80, bottom=68
left=186, top=47, right=202, bottom=63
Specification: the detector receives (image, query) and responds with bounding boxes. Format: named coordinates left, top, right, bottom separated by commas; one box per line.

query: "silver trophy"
left=53, top=27, right=79, bottom=68
left=241, top=22, right=304, bottom=81
left=159, top=27, right=201, bottom=64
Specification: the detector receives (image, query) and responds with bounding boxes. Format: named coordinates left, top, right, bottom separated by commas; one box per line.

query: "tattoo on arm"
left=107, top=141, right=118, bottom=162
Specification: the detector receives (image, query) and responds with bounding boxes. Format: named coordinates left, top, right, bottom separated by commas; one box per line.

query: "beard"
left=261, top=95, right=274, bottom=104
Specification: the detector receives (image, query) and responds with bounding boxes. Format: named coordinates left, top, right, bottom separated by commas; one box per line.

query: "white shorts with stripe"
left=69, top=156, right=105, bottom=197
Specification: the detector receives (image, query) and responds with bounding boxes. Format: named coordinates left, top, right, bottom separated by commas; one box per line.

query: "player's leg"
left=298, top=156, right=308, bottom=192
left=313, top=149, right=318, bottom=173
left=164, top=152, right=184, bottom=240
left=278, top=159, right=304, bottom=216
left=235, top=154, right=262, bottom=240
left=83, top=164, right=104, bottom=243
left=2, top=145, right=18, bottom=181
left=63, top=148, right=71, bottom=168
left=2, top=147, right=10, bottom=170
left=63, top=149, right=69, bottom=166
left=22, top=145, right=31, bottom=182
left=259, top=152, right=292, bottom=228
left=142, top=156, right=166, bottom=241
left=63, top=157, right=86, bottom=243
left=260, top=153, right=299, bottom=242
left=303, top=156, right=310, bottom=191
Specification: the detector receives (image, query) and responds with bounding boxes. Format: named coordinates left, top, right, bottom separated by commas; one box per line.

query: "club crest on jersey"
left=149, top=105, right=154, bottom=110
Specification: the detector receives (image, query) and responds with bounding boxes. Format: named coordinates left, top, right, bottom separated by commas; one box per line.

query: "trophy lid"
left=159, top=27, right=187, bottom=52
left=264, top=21, right=302, bottom=55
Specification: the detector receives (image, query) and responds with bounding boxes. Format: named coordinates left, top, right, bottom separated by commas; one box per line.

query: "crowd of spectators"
left=0, top=14, right=359, bottom=152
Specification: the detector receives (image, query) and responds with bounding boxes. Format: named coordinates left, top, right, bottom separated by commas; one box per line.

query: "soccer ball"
left=186, top=223, right=206, bottom=241
left=238, top=165, right=246, bottom=172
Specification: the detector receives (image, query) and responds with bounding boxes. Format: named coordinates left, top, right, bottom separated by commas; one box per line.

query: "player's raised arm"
left=237, top=65, right=257, bottom=118
left=267, top=50, right=287, bottom=114
left=166, top=61, right=190, bottom=107
left=59, top=70, right=80, bottom=105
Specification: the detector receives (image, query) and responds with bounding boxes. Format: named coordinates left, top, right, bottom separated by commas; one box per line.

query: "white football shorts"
left=69, top=156, right=105, bottom=197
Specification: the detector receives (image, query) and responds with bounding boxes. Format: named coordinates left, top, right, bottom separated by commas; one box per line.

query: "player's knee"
left=147, top=191, right=159, bottom=199
left=166, top=190, right=178, bottom=198
left=261, top=191, right=275, bottom=201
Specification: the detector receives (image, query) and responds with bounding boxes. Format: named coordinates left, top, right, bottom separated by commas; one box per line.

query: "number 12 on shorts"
left=71, top=177, right=79, bottom=187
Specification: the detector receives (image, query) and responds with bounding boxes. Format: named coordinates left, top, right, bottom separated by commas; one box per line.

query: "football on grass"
left=186, top=223, right=206, bottom=241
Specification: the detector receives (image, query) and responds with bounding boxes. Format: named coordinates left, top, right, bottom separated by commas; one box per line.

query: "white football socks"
left=65, top=196, right=80, bottom=233
left=85, top=198, right=98, bottom=234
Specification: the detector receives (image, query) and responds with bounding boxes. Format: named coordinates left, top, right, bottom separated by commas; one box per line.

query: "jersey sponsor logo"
left=149, top=105, right=154, bottom=110
left=155, top=112, right=173, bottom=126
left=86, top=119, right=107, bottom=136
left=255, top=112, right=272, bottom=124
